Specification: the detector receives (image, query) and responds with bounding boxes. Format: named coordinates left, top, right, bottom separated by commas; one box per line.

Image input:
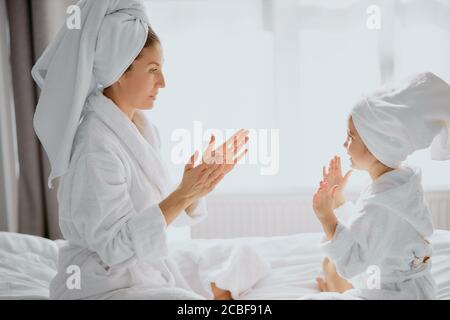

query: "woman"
left=31, top=0, right=267, bottom=300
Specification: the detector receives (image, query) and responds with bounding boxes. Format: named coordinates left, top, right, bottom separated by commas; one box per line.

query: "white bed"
left=1, top=230, right=450, bottom=300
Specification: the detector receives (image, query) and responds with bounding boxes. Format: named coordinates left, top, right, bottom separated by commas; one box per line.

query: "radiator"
left=191, top=191, right=450, bottom=239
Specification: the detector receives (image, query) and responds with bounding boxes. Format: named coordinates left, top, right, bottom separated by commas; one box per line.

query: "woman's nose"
left=158, top=73, right=166, bottom=89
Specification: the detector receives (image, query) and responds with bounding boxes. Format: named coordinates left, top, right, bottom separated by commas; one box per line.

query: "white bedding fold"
left=1, top=230, right=450, bottom=300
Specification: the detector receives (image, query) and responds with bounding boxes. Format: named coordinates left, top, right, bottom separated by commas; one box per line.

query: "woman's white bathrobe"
left=321, top=165, right=437, bottom=300
left=50, top=91, right=269, bottom=300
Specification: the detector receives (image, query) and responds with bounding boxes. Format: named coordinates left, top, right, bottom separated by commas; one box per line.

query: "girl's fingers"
left=336, top=156, right=342, bottom=173
left=313, top=192, right=318, bottom=201
left=343, top=170, right=353, bottom=184
left=322, top=166, right=327, bottom=178
left=330, top=185, right=339, bottom=197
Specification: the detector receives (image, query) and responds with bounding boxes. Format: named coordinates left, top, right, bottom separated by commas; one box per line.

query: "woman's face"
left=343, top=117, right=378, bottom=170
left=119, top=43, right=166, bottom=110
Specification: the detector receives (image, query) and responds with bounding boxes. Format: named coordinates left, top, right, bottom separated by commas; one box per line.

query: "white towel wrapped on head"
left=31, top=0, right=150, bottom=188
left=351, top=72, right=450, bottom=168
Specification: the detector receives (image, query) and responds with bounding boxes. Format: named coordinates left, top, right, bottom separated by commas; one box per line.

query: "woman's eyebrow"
left=147, top=62, right=160, bottom=66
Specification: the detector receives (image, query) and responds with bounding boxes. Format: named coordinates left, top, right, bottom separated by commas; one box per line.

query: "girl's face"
left=343, top=117, right=378, bottom=170
left=118, top=43, right=166, bottom=110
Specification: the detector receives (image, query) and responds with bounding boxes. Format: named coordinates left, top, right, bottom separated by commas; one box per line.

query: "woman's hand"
left=312, top=181, right=338, bottom=240
left=322, top=156, right=352, bottom=209
left=160, top=130, right=249, bottom=224
left=203, top=129, right=249, bottom=174
left=177, top=151, right=225, bottom=202
left=182, top=129, right=249, bottom=198
left=160, top=152, right=223, bottom=225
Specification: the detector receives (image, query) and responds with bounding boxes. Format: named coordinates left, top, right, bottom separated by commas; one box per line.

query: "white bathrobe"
left=50, top=91, right=269, bottom=300
left=321, top=165, right=437, bottom=300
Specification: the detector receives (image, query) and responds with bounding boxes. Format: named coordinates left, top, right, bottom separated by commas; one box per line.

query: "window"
left=144, top=0, right=450, bottom=192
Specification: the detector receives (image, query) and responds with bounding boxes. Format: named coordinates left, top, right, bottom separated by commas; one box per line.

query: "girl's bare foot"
left=316, top=257, right=353, bottom=293
left=211, top=283, right=233, bottom=300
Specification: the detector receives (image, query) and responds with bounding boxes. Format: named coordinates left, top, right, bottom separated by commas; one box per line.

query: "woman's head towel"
left=32, top=0, right=150, bottom=188
left=351, top=72, right=450, bottom=168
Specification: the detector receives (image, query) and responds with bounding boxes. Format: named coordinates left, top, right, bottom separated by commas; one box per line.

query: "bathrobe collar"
left=85, top=90, right=170, bottom=198
left=362, top=165, right=433, bottom=237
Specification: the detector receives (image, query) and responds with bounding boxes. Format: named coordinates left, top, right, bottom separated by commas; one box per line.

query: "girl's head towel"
left=351, top=72, right=450, bottom=168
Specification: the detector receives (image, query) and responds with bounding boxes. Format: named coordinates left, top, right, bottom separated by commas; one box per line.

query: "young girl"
left=312, top=72, right=450, bottom=299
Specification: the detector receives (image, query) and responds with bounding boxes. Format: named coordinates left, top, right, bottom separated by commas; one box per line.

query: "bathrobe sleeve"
left=71, top=152, right=168, bottom=267
left=171, top=197, right=208, bottom=227
left=144, top=120, right=208, bottom=227
left=320, top=201, right=397, bottom=279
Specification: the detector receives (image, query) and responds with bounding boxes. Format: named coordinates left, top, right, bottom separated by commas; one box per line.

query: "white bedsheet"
left=1, top=230, right=450, bottom=300
left=0, top=232, right=58, bottom=299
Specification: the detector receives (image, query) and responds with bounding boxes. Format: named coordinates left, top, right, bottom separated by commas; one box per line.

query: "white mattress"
left=1, top=230, right=450, bottom=300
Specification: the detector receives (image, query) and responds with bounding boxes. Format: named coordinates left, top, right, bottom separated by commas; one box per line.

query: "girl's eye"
left=149, top=68, right=158, bottom=73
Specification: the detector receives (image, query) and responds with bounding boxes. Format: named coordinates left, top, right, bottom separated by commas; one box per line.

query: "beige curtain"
left=5, top=0, right=76, bottom=239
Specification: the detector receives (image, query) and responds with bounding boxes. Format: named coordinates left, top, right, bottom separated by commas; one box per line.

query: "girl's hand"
left=312, top=181, right=339, bottom=240
left=312, top=181, right=337, bottom=221
left=322, top=156, right=352, bottom=209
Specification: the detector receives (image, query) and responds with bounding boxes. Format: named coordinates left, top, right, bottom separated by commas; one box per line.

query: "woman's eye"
left=149, top=68, right=158, bottom=73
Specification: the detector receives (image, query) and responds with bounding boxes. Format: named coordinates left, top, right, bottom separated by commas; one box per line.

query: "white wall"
left=144, top=0, right=450, bottom=194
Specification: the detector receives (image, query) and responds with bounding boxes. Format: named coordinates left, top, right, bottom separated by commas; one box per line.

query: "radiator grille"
left=192, top=191, right=450, bottom=239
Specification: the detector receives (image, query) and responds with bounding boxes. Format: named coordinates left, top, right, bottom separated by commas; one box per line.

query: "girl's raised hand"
left=322, top=156, right=352, bottom=209
left=312, top=181, right=338, bottom=221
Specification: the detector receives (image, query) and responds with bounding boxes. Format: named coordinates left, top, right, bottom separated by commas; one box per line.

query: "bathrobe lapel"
left=86, top=91, right=170, bottom=198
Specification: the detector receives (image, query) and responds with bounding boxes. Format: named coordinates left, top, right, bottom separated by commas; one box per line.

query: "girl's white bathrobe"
left=321, top=165, right=437, bottom=300
left=49, top=91, right=269, bottom=300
